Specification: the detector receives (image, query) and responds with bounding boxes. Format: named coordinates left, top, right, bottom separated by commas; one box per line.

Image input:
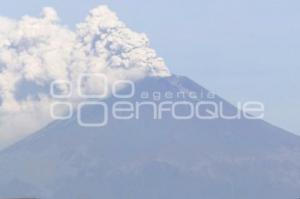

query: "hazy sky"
left=1, top=0, right=299, bottom=134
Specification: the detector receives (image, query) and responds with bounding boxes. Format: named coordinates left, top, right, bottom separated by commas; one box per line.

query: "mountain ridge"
left=0, top=75, right=299, bottom=199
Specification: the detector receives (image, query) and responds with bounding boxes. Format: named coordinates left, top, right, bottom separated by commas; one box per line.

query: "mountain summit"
left=0, top=75, right=299, bottom=199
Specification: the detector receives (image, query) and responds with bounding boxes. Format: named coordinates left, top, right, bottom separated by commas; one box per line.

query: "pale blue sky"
left=1, top=0, right=299, bottom=134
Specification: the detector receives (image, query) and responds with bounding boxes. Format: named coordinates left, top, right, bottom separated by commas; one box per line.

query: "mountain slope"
left=0, top=75, right=299, bottom=199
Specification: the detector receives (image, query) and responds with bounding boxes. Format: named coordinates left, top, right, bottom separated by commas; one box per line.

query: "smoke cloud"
left=0, top=6, right=170, bottom=148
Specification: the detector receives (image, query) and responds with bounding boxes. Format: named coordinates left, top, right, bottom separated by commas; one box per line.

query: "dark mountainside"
left=0, top=75, right=299, bottom=199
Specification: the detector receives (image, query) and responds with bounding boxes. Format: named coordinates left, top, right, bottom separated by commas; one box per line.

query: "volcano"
left=0, top=75, right=299, bottom=199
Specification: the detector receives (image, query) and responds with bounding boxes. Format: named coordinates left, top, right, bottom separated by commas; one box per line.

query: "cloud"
left=0, top=5, right=170, bottom=149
